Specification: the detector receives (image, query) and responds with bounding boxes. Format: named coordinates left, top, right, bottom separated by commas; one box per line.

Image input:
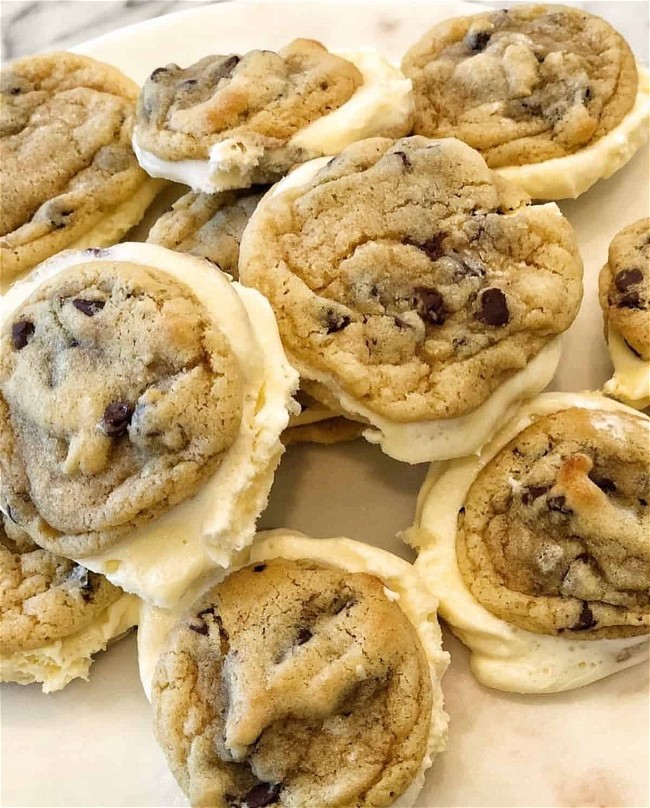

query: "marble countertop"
left=1, top=0, right=649, bottom=63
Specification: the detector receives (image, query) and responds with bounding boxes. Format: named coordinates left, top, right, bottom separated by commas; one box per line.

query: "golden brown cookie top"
left=0, top=259, right=243, bottom=559
left=153, top=558, right=433, bottom=808
left=0, top=52, right=153, bottom=279
left=457, top=407, right=650, bottom=638
left=135, top=39, right=363, bottom=162
left=598, top=218, right=650, bottom=360
left=402, top=4, right=638, bottom=168
left=240, top=135, right=582, bottom=422
left=0, top=516, right=122, bottom=654
left=146, top=187, right=265, bottom=278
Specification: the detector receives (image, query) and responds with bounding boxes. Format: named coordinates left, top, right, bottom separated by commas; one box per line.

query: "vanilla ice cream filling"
left=1, top=243, right=299, bottom=607
left=496, top=66, right=650, bottom=200
left=410, top=391, right=650, bottom=694
left=604, top=325, right=650, bottom=409
left=133, top=50, right=413, bottom=192
left=0, top=593, right=139, bottom=693
left=138, top=531, right=448, bottom=808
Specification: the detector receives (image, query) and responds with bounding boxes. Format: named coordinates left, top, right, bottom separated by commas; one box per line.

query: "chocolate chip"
left=618, top=291, right=642, bottom=309
left=394, top=150, right=411, bottom=169
left=591, top=476, right=616, bottom=494
left=9, top=87, right=21, bottom=95
left=241, top=782, right=281, bottom=808
left=547, top=495, right=572, bottom=515
left=99, top=400, right=134, bottom=437
left=615, top=267, right=643, bottom=293
left=11, top=320, right=35, bottom=350
left=476, top=288, right=510, bottom=326
left=324, top=310, right=351, bottom=334
left=639, top=498, right=648, bottom=507
left=467, top=30, right=491, bottom=52
left=571, top=602, right=597, bottom=632
left=414, top=286, right=445, bottom=325
left=296, top=628, right=312, bottom=645
left=458, top=506, right=466, bottom=515
left=409, top=233, right=446, bottom=262
left=73, top=298, right=105, bottom=317
left=150, top=67, right=168, bottom=81
left=582, top=86, right=592, bottom=102
left=197, top=606, right=216, bottom=619
left=69, top=565, right=94, bottom=602
left=521, top=484, right=551, bottom=505
left=222, top=55, right=240, bottom=73
left=253, top=564, right=266, bottom=573
left=188, top=619, right=209, bottom=635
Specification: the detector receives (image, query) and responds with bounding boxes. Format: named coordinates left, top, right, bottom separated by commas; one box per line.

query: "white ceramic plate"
left=2, top=3, right=649, bottom=806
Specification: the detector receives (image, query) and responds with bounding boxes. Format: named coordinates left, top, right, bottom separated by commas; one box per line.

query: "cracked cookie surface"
left=457, top=407, right=650, bottom=638
left=0, top=516, right=122, bottom=654
left=0, top=259, right=243, bottom=559
left=1, top=52, right=158, bottom=282
left=402, top=5, right=638, bottom=168
left=239, top=135, right=582, bottom=422
left=153, top=558, right=433, bottom=808
left=598, top=218, right=650, bottom=361
left=147, top=188, right=265, bottom=278
left=136, top=39, right=362, bottom=168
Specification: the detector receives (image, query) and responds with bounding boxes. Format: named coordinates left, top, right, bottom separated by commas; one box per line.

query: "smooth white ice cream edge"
left=603, top=324, right=650, bottom=409
left=410, top=391, right=650, bottom=694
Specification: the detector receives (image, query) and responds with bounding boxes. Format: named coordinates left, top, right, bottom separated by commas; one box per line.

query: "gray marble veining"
left=1, top=0, right=648, bottom=63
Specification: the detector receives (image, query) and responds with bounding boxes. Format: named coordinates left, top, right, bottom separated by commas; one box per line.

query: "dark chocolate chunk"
left=591, top=476, right=616, bottom=494
left=253, top=564, right=267, bottom=573
left=458, top=506, right=466, bottom=515
left=615, top=267, right=643, bottom=292
left=409, top=233, right=446, bottom=262
left=639, top=498, right=648, bottom=507
left=11, top=320, right=35, bottom=350
left=150, top=67, right=169, bottom=81
left=99, top=400, right=134, bottom=438
left=394, top=150, right=412, bottom=169
left=73, top=298, right=105, bottom=317
left=242, top=782, right=281, bottom=808
left=582, top=86, right=592, bottom=102
left=618, top=291, right=642, bottom=309
left=476, top=288, right=510, bottom=326
left=467, top=30, right=491, bottom=52
left=296, top=627, right=312, bottom=645
left=547, top=495, right=572, bottom=515
left=324, top=310, right=351, bottom=334
left=521, top=484, right=551, bottom=505
left=414, top=286, right=445, bottom=325
left=571, top=602, right=597, bottom=632
left=188, top=619, right=209, bottom=635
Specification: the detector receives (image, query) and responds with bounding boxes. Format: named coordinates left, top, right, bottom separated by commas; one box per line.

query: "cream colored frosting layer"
left=1, top=243, right=299, bottom=607
left=137, top=531, right=449, bottom=808
left=0, top=594, right=139, bottom=693
left=410, top=392, right=650, bottom=694
left=133, top=51, right=413, bottom=192
left=604, top=324, right=650, bottom=410
left=496, top=66, right=650, bottom=200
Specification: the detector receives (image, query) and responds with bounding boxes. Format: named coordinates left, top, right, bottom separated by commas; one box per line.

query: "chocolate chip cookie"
left=0, top=52, right=163, bottom=287
left=402, top=5, right=639, bottom=169
left=239, top=136, right=582, bottom=427
left=153, top=558, right=434, bottom=808
left=599, top=218, right=650, bottom=361
left=146, top=187, right=265, bottom=278
left=0, top=256, right=244, bottom=559
left=134, top=40, right=364, bottom=188
left=457, top=407, right=650, bottom=638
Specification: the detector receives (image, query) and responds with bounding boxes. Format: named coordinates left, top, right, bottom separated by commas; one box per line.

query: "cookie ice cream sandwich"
left=0, top=243, right=298, bottom=606
left=409, top=392, right=650, bottom=693
left=0, top=52, right=164, bottom=290
left=133, top=41, right=414, bottom=192
left=0, top=516, right=138, bottom=692
left=402, top=5, right=650, bottom=200
left=240, top=135, right=583, bottom=463
left=598, top=218, right=650, bottom=410
left=138, top=531, right=449, bottom=808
